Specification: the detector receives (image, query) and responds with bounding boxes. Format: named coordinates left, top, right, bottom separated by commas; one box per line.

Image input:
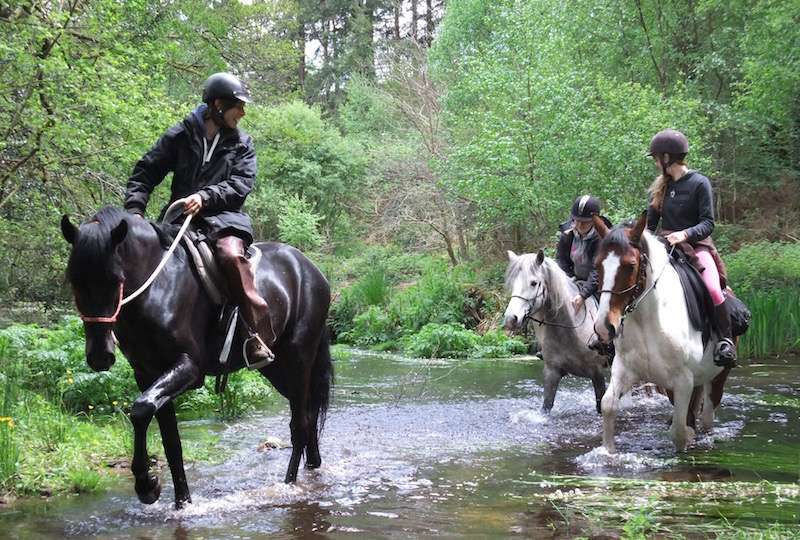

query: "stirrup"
left=243, top=333, right=274, bottom=370
left=714, top=338, right=737, bottom=368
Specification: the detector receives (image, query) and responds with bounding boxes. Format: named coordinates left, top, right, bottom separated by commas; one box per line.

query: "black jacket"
left=556, top=216, right=612, bottom=299
left=646, top=171, right=714, bottom=243
left=124, top=104, right=258, bottom=242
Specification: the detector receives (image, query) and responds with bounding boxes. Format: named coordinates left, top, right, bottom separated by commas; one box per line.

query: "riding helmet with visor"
left=202, top=72, right=252, bottom=104
left=571, top=195, right=601, bottom=222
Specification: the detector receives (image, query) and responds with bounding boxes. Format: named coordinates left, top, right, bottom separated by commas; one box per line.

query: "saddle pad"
left=669, top=252, right=714, bottom=347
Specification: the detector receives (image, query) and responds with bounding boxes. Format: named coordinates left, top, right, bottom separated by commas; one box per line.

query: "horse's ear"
left=629, top=210, right=647, bottom=245
left=536, top=249, right=545, bottom=266
left=61, top=215, right=78, bottom=245
left=592, top=214, right=609, bottom=239
left=507, top=250, right=518, bottom=262
left=111, top=220, right=128, bottom=247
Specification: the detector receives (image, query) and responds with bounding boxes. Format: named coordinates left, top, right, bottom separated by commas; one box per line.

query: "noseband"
left=598, top=252, right=649, bottom=315
left=598, top=244, right=675, bottom=318
left=78, top=281, right=124, bottom=323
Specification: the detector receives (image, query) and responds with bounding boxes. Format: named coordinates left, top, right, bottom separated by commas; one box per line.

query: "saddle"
left=668, top=249, right=751, bottom=346
left=180, top=230, right=261, bottom=306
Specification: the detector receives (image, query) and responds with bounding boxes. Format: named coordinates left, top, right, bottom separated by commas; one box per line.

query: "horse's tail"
left=311, top=326, right=334, bottom=437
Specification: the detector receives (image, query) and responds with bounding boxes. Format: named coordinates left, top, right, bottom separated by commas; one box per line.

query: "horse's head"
left=61, top=208, right=129, bottom=372
left=592, top=212, right=647, bottom=343
left=503, top=249, right=549, bottom=333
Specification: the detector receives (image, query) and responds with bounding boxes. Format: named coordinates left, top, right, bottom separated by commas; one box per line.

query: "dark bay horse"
left=61, top=206, right=332, bottom=508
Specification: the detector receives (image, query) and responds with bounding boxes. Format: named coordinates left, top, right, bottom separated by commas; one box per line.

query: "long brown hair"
left=648, top=156, right=687, bottom=211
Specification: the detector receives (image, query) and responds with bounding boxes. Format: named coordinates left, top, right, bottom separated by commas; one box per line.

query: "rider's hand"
left=571, top=294, right=584, bottom=312
left=183, top=193, right=203, bottom=216
left=665, top=230, right=688, bottom=245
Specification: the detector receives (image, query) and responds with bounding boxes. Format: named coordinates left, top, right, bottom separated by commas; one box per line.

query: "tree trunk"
left=411, top=0, right=418, bottom=42
left=393, top=0, right=401, bottom=39
left=297, top=17, right=306, bottom=93
left=425, top=0, right=434, bottom=47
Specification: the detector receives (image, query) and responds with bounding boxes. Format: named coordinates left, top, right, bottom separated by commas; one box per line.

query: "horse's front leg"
left=541, top=363, right=562, bottom=414
left=156, top=403, right=191, bottom=508
left=668, top=379, right=695, bottom=452
left=601, top=361, right=633, bottom=453
left=131, top=354, right=200, bottom=506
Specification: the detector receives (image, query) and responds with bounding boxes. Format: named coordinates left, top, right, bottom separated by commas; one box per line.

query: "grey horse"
left=503, top=250, right=607, bottom=413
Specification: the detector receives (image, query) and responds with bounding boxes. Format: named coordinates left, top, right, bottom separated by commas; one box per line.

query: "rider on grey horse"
left=557, top=195, right=614, bottom=358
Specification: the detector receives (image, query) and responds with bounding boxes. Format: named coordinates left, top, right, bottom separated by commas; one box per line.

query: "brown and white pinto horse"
left=591, top=212, right=729, bottom=453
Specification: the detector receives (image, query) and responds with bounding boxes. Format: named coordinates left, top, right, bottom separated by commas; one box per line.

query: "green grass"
left=737, top=288, right=800, bottom=359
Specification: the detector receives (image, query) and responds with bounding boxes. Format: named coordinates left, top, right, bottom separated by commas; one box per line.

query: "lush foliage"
left=328, top=249, right=527, bottom=358
left=725, top=243, right=800, bottom=296
left=0, top=317, right=275, bottom=495
left=430, top=0, right=798, bottom=245
left=276, top=194, right=324, bottom=251
left=247, top=101, right=368, bottom=242
left=405, top=323, right=526, bottom=359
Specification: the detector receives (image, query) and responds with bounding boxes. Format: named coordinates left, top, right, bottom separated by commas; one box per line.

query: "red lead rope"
left=78, top=282, right=124, bottom=323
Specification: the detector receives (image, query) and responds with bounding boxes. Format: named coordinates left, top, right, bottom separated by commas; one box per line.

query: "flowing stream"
left=1, top=350, right=798, bottom=538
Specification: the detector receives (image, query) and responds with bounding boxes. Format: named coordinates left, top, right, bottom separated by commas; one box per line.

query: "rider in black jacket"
left=556, top=195, right=612, bottom=312
left=124, top=73, right=274, bottom=367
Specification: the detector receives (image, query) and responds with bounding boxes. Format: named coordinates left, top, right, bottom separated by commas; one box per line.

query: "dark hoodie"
left=124, top=104, right=258, bottom=242
left=556, top=215, right=613, bottom=299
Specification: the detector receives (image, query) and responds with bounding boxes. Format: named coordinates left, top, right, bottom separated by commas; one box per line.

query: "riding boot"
left=216, top=236, right=275, bottom=368
left=713, top=302, right=737, bottom=368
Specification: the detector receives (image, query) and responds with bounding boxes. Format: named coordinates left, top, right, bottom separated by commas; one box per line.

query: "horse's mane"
left=505, top=253, right=575, bottom=314
left=67, top=206, right=128, bottom=283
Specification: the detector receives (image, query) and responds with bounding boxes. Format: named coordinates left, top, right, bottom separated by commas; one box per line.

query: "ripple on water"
left=576, top=446, right=678, bottom=473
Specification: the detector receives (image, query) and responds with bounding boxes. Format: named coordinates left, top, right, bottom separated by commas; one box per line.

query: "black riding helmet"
left=202, top=72, right=252, bottom=104
left=571, top=195, right=601, bottom=222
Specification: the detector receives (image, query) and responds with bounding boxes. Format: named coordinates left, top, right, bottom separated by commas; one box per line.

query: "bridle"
left=78, top=282, right=125, bottom=323
left=597, top=244, right=675, bottom=319
left=511, top=284, right=590, bottom=331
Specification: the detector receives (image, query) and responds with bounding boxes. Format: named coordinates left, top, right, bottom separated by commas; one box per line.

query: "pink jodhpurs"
left=695, top=247, right=725, bottom=306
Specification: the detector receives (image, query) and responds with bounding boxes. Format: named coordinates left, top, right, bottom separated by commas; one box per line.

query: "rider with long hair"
left=645, top=129, right=736, bottom=367
left=124, top=73, right=274, bottom=367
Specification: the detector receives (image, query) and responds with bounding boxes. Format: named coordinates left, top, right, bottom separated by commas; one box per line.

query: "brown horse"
left=61, top=206, right=333, bottom=508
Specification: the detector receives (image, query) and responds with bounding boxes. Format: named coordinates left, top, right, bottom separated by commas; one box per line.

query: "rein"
left=77, top=200, right=195, bottom=324
left=512, top=290, right=590, bottom=331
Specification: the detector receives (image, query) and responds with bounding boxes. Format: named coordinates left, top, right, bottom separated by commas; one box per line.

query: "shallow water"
left=1, top=351, right=798, bottom=538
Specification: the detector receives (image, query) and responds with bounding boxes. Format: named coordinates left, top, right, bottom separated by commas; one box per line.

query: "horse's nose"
left=605, top=321, right=616, bottom=340
left=504, top=315, right=518, bottom=333
left=87, top=350, right=115, bottom=372
left=85, top=331, right=116, bottom=371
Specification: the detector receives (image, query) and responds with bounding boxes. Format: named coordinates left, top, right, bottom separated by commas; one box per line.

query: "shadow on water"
left=1, top=350, right=798, bottom=538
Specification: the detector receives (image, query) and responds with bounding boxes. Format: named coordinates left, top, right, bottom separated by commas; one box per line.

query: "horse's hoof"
left=175, top=495, right=192, bottom=510
left=305, top=451, right=321, bottom=469
left=135, top=474, right=161, bottom=505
